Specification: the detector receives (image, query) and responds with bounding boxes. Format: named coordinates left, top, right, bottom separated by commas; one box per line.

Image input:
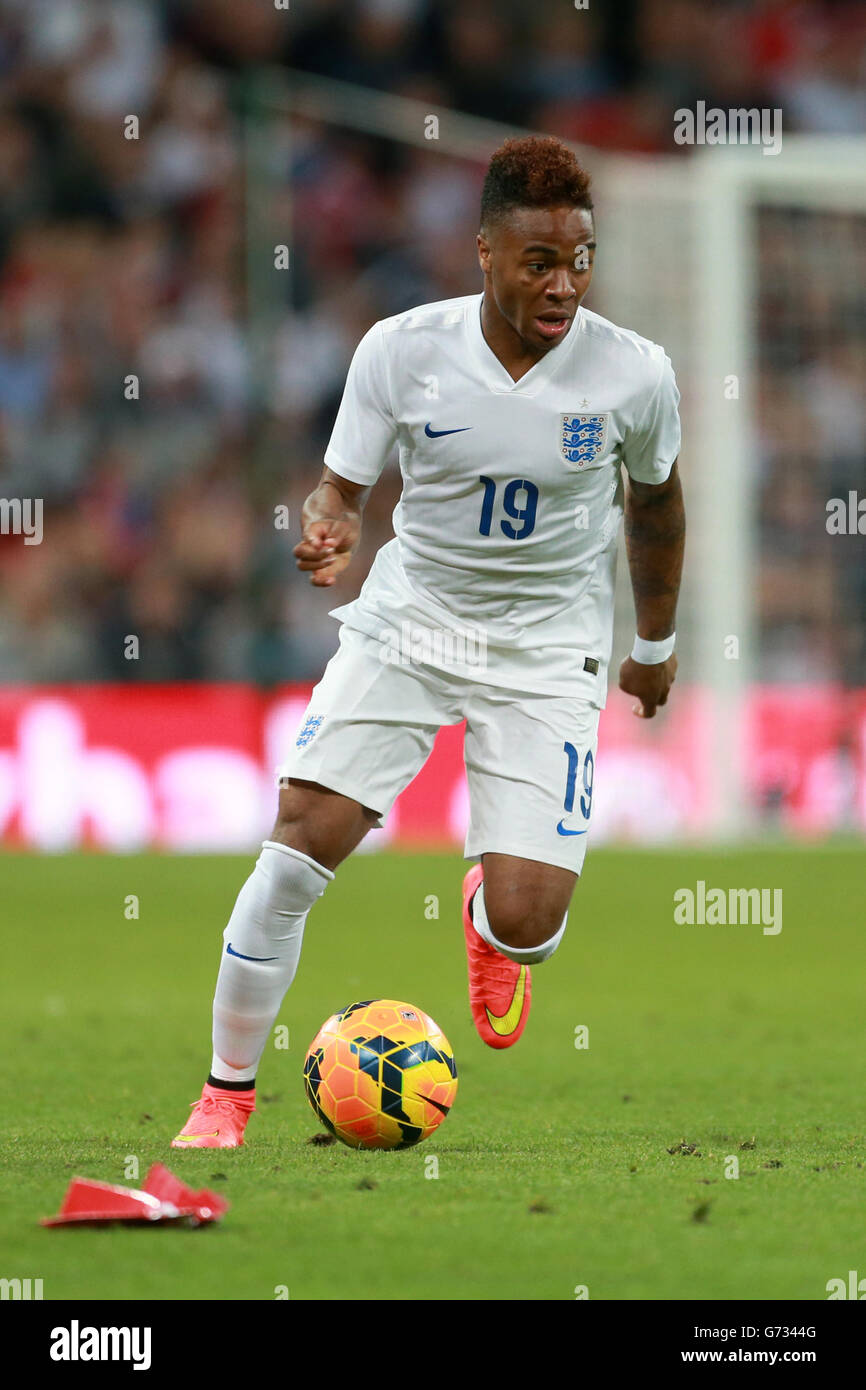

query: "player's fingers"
left=297, top=519, right=339, bottom=551
left=295, top=553, right=338, bottom=571
left=294, top=533, right=336, bottom=560
left=321, top=517, right=355, bottom=552
left=309, top=562, right=341, bottom=586
left=308, top=550, right=353, bottom=586
left=294, top=545, right=335, bottom=566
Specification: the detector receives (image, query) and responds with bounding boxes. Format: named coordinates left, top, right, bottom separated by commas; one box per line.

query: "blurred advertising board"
left=0, top=685, right=862, bottom=850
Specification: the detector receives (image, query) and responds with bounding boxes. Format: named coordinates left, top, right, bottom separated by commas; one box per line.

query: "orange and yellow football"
left=303, top=998, right=458, bottom=1149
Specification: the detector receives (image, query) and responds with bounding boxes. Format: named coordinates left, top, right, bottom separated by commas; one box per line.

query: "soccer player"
left=173, top=136, right=684, bottom=1148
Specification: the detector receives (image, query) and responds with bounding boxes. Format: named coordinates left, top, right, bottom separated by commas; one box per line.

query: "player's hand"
left=294, top=515, right=359, bottom=586
left=618, top=654, right=677, bottom=719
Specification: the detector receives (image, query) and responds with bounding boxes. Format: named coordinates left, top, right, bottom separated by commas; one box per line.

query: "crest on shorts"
left=560, top=413, right=608, bottom=467
left=295, top=713, right=324, bottom=748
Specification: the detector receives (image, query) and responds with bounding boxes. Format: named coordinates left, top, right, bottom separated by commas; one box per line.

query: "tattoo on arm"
left=624, top=461, right=685, bottom=641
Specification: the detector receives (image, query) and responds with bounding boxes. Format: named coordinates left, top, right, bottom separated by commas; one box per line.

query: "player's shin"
left=209, top=840, right=334, bottom=1085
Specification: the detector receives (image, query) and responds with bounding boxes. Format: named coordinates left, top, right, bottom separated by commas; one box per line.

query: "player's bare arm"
left=294, top=466, right=369, bottom=587
left=619, top=460, right=685, bottom=719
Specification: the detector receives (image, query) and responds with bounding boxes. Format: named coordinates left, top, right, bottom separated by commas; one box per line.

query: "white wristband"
left=631, top=632, right=675, bottom=665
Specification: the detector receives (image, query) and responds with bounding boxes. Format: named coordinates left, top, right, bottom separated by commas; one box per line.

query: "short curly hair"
left=480, top=136, right=593, bottom=230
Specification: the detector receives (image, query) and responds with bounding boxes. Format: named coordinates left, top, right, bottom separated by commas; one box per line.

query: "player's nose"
left=545, top=270, right=577, bottom=301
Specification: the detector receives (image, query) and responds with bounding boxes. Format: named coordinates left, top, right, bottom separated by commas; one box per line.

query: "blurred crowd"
left=0, top=0, right=863, bottom=684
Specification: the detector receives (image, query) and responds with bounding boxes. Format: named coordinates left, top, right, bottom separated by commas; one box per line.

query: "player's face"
left=477, top=205, right=595, bottom=356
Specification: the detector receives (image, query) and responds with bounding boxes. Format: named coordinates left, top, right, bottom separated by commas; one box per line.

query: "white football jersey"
left=324, top=292, right=680, bottom=703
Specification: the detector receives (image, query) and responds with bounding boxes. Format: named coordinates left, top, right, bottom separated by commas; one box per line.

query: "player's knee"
left=270, top=784, right=343, bottom=868
left=270, top=803, right=318, bottom=863
left=486, top=900, right=566, bottom=953
left=271, top=779, right=377, bottom=871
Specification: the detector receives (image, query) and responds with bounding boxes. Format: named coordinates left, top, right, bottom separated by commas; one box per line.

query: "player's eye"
left=527, top=262, right=549, bottom=274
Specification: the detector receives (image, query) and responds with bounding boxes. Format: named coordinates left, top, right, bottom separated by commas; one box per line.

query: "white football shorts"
left=276, top=625, right=600, bottom=874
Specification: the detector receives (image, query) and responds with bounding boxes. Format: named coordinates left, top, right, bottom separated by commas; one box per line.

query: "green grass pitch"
left=1, top=846, right=864, bottom=1301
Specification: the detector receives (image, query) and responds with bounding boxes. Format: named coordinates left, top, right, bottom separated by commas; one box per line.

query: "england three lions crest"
left=560, top=413, right=608, bottom=468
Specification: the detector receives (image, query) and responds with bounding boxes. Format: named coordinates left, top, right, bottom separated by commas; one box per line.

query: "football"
left=303, top=999, right=458, bottom=1149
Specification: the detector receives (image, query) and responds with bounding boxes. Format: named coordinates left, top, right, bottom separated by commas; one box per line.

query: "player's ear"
left=477, top=232, right=492, bottom=273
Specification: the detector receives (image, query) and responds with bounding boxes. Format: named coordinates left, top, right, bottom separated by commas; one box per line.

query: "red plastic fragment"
left=41, top=1165, right=229, bottom=1227
left=142, top=1163, right=229, bottom=1221
left=41, top=1177, right=165, bottom=1226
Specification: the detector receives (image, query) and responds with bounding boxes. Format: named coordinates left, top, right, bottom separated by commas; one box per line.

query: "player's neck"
left=479, top=293, right=546, bottom=383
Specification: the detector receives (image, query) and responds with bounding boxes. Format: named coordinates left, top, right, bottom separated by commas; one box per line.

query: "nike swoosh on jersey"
left=556, top=821, right=588, bottom=837
left=484, top=965, right=528, bottom=1036
left=424, top=422, right=472, bottom=438
left=226, top=942, right=278, bottom=962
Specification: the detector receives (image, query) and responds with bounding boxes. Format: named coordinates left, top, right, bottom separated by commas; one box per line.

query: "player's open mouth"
left=534, top=315, right=571, bottom=340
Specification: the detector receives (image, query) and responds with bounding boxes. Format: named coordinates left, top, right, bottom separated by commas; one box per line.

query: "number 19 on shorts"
left=562, top=742, right=593, bottom=824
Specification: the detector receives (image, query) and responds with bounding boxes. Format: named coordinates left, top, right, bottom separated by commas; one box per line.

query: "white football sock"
left=210, top=840, right=334, bottom=1084
left=471, top=882, right=567, bottom=964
